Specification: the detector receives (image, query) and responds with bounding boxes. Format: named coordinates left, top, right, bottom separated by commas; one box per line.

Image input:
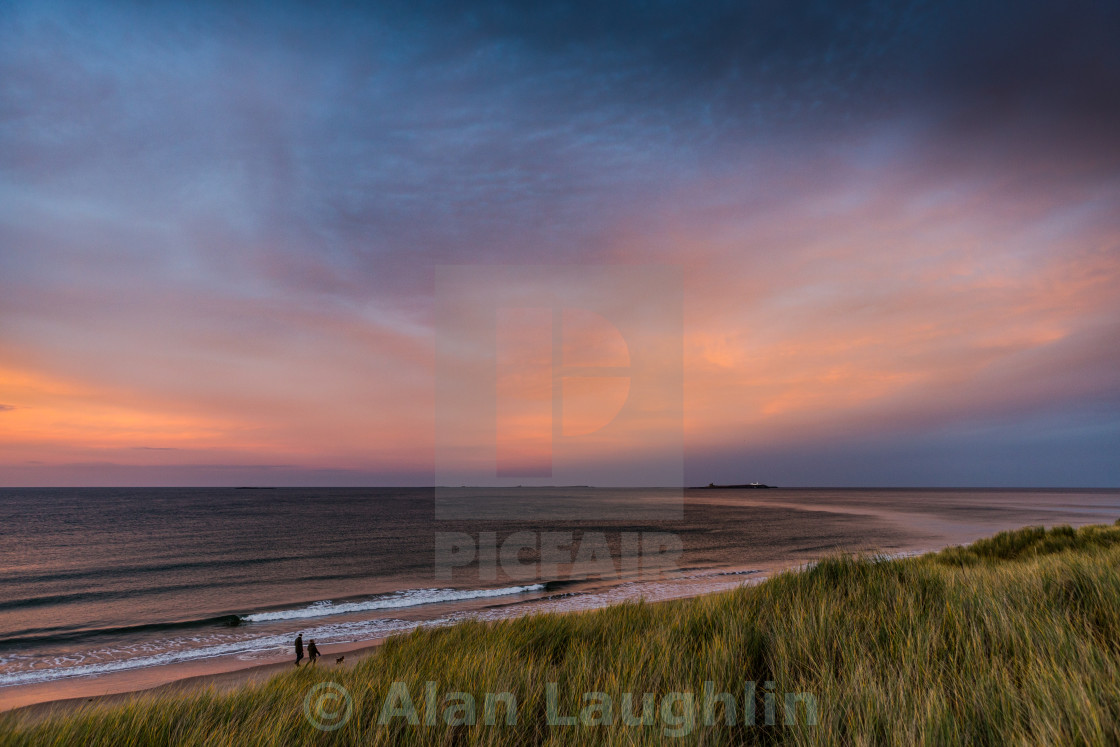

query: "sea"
left=1, top=487, right=1118, bottom=706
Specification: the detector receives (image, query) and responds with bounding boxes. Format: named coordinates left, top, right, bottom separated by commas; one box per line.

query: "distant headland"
left=694, top=482, right=776, bottom=489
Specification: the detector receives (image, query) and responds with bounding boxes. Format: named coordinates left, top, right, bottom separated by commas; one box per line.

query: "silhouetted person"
left=308, top=639, right=321, bottom=665
left=294, top=633, right=304, bottom=666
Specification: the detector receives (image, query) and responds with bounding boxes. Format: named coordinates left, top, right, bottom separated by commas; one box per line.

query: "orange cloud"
left=0, top=366, right=247, bottom=460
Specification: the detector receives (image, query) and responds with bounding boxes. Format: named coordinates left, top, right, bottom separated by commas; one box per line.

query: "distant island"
left=695, top=482, right=776, bottom=489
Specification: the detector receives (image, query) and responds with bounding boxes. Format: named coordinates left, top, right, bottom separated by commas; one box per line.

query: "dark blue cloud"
left=4, top=0, right=1115, bottom=296
left=373, top=0, right=1120, bottom=140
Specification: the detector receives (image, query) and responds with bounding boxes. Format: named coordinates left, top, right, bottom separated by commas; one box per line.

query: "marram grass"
left=4, top=521, right=1120, bottom=745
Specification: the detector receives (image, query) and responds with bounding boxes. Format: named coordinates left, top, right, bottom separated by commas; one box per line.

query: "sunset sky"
left=2, top=1, right=1118, bottom=487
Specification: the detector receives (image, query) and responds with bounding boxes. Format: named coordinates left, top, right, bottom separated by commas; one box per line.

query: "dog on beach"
left=336, top=656, right=345, bottom=664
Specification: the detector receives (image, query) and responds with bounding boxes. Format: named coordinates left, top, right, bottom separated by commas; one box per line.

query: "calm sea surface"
left=1, top=487, right=1117, bottom=691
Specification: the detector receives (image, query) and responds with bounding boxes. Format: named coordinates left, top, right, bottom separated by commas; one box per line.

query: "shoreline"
left=0, top=570, right=773, bottom=719
left=0, top=553, right=921, bottom=723
left=0, top=560, right=794, bottom=720
left=2, top=636, right=387, bottom=725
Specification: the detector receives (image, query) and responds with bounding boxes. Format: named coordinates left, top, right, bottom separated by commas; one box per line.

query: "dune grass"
left=4, top=521, right=1120, bottom=745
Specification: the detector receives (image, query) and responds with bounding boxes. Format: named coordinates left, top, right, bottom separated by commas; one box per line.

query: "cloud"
left=1, top=1, right=1117, bottom=486
left=0, top=404, right=14, bottom=412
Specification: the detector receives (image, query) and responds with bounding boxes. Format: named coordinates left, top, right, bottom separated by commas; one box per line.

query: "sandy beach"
left=0, top=565, right=779, bottom=720
left=0, top=571, right=766, bottom=722
left=0, top=560, right=786, bottom=721
left=2, top=636, right=387, bottom=726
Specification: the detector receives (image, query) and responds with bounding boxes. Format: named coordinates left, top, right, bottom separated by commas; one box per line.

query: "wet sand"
left=3, top=637, right=386, bottom=726
left=0, top=569, right=782, bottom=722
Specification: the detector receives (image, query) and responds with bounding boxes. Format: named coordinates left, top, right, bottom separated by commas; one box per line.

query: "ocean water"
left=1, top=487, right=1117, bottom=692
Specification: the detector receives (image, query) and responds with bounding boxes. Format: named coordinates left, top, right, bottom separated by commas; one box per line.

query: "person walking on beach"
left=294, top=633, right=304, bottom=666
left=307, top=639, right=321, bottom=665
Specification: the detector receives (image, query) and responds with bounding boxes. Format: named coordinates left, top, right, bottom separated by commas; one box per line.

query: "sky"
left=1, top=0, right=1118, bottom=487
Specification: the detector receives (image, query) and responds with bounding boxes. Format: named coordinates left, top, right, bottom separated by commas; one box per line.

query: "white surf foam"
left=0, top=617, right=429, bottom=687
left=242, top=584, right=546, bottom=622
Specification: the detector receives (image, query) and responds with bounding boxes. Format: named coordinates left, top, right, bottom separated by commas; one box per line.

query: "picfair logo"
left=434, top=265, right=682, bottom=519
